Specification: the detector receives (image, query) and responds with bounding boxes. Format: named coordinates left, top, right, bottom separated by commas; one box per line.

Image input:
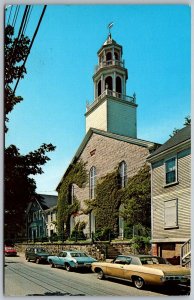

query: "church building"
left=57, top=32, right=159, bottom=239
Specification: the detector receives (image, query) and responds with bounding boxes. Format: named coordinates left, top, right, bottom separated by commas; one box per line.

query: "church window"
left=119, top=161, right=127, bottom=188
left=69, top=184, right=75, bottom=204
left=98, top=80, right=101, bottom=96
left=106, top=51, right=112, bottom=62
left=89, top=166, right=96, bottom=199
left=116, top=76, right=122, bottom=94
left=105, top=76, right=113, bottom=91
left=114, top=51, right=119, bottom=60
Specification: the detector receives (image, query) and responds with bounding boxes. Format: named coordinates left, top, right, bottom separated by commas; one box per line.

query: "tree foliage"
left=85, top=170, right=123, bottom=237
left=170, top=115, right=191, bottom=137
left=121, top=164, right=151, bottom=228
left=4, top=25, right=56, bottom=236
left=57, top=160, right=88, bottom=237
left=5, top=25, right=31, bottom=132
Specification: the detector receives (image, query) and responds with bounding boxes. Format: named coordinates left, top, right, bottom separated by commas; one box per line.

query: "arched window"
left=105, top=76, right=113, bottom=91
left=116, top=76, right=122, bottom=94
left=89, top=166, right=96, bottom=199
left=119, top=161, right=127, bottom=188
left=114, top=51, right=119, bottom=60
left=97, top=80, right=101, bottom=96
left=106, top=51, right=112, bottom=61
left=70, top=184, right=74, bottom=204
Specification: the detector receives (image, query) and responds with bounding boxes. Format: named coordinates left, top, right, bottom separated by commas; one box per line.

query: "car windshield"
left=36, top=248, right=46, bottom=253
left=70, top=252, right=88, bottom=257
left=140, top=257, right=167, bottom=265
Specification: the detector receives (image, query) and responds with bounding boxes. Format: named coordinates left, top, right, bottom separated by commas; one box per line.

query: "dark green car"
left=25, top=247, right=50, bottom=264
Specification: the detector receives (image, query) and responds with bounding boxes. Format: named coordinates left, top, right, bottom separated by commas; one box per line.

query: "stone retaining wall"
left=15, top=242, right=133, bottom=261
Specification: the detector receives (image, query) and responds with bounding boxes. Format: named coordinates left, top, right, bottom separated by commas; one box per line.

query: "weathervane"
left=107, top=22, right=114, bottom=36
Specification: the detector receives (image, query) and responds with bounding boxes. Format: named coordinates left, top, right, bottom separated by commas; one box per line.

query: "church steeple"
left=85, top=30, right=137, bottom=139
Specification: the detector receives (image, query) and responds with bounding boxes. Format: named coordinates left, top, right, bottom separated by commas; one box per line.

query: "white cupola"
left=85, top=31, right=137, bottom=138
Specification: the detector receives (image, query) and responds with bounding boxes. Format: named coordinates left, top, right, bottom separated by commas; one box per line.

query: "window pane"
left=165, top=158, right=176, bottom=184
left=166, top=171, right=176, bottom=184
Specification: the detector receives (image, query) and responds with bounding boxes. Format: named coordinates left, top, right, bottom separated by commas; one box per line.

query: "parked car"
left=25, top=247, right=50, bottom=264
left=91, top=254, right=191, bottom=289
left=47, top=250, right=97, bottom=271
left=4, top=245, right=17, bottom=256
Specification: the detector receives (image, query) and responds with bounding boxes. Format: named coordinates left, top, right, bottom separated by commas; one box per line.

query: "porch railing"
left=181, top=238, right=191, bottom=268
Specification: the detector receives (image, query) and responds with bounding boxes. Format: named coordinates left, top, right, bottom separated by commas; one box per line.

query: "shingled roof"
left=148, top=125, right=191, bottom=159
left=38, top=194, right=57, bottom=210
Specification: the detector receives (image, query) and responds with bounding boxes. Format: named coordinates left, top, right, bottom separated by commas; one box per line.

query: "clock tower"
left=85, top=32, right=137, bottom=138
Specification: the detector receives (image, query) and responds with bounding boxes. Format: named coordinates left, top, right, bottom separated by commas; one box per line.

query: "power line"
left=13, top=5, right=47, bottom=94
left=17, top=5, right=30, bottom=41
left=7, top=5, right=13, bottom=25
left=23, top=6, right=33, bottom=36
left=12, top=5, right=20, bottom=28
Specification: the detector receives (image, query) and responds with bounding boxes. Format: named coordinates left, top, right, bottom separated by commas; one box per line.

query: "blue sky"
left=5, top=4, right=191, bottom=195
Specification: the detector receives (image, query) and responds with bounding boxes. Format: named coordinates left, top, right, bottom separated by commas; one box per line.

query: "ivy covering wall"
left=85, top=169, right=123, bottom=237
left=57, top=160, right=88, bottom=237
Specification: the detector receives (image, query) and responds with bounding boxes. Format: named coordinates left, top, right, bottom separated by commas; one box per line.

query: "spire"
left=107, top=22, right=114, bottom=39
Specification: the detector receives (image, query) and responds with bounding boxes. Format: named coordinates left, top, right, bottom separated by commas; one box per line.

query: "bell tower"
left=85, top=30, right=137, bottom=138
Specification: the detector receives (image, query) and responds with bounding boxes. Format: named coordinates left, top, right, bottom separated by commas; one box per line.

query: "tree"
left=169, top=115, right=191, bottom=137
left=4, top=25, right=56, bottom=237
left=121, top=164, right=151, bottom=229
left=184, top=115, right=191, bottom=126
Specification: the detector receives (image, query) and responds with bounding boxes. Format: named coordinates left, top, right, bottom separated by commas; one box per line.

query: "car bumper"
left=75, top=263, right=93, bottom=268
left=5, top=252, right=17, bottom=256
left=161, top=275, right=190, bottom=285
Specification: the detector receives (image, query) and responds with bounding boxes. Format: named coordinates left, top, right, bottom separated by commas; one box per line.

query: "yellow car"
left=91, top=254, right=190, bottom=289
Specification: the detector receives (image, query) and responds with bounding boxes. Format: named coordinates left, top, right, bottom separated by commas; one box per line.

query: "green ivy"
left=57, top=160, right=88, bottom=237
left=85, top=169, right=123, bottom=237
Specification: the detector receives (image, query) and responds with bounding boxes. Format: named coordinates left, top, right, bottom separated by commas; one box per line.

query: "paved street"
left=4, top=254, right=190, bottom=297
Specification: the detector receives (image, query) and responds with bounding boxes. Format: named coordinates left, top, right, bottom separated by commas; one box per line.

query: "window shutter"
left=164, top=199, right=178, bottom=228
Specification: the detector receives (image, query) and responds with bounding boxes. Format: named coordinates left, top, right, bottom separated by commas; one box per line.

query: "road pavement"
left=3, top=253, right=190, bottom=297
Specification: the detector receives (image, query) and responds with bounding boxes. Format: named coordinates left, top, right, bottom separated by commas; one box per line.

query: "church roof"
left=147, top=125, right=191, bottom=161
left=97, top=34, right=123, bottom=55
left=56, top=128, right=159, bottom=190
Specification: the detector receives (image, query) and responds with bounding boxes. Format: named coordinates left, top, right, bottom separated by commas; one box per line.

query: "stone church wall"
left=73, top=132, right=151, bottom=235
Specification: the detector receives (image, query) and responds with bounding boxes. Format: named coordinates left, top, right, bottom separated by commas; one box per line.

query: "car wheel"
left=49, top=260, right=55, bottom=268
left=133, top=276, right=145, bottom=289
left=65, top=263, right=72, bottom=272
left=97, top=269, right=104, bottom=280
left=36, top=258, right=40, bottom=264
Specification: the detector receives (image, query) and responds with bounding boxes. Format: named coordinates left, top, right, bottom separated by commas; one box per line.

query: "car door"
left=56, top=252, right=67, bottom=266
left=106, top=256, right=128, bottom=279
left=123, top=256, right=133, bottom=280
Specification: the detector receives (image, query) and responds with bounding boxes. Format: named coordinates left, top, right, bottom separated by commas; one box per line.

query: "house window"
left=165, top=157, right=177, bottom=185
left=164, top=199, right=178, bottom=229
left=89, top=166, right=96, bottom=199
left=119, top=161, right=127, bottom=188
left=50, top=212, right=53, bottom=222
